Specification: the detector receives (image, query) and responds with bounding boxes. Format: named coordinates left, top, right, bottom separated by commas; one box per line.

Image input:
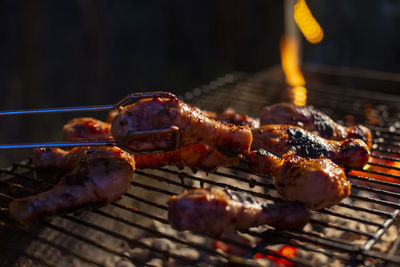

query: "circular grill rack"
left=1, top=66, right=400, bottom=266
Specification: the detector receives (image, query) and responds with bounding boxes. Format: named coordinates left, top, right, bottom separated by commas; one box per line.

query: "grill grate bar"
left=374, top=145, right=400, bottom=154
left=62, top=214, right=215, bottom=265
left=215, top=168, right=275, bottom=190
left=309, top=219, right=374, bottom=238
left=362, top=169, right=400, bottom=181
left=246, top=230, right=355, bottom=261
left=362, top=249, right=400, bottom=264
left=42, top=221, right=149, bottom=265
left=135, top=170, right=195, bottom=190
left=0, top=166, right=393, bottom=234
left=123, top=192, right=168, bottom=210
left=319, top=209, right=383, bottom=227
left=248, top=236, right=351, bottom=263
left=157, top=168, right=281, bottom=202
left=131, top=180, right=176, bottom=196
left=0, top=220, right=104, bottom=266
left=111, top=202, right=168, bottom=224
left=335, top=202, right=392, bottom=217
left=121, top=180, right=381, bottom=244
left=349, top=180, right=400, bottom=202
left=372, top=154, right=400, bottom=163
left=350, top=183, right=400, bottom=199
left=0, top=180, right=40, bottom=195
left=3, top=68, right=400, bottom=265
left=96, top=205, right=310, bottom=267
left=90, top=209, right=232, bottom=260
left=0, top=241, right=57, bottom=267
left=363, top=209, right=400, bottom=251
left=368, top=162, right=400, bottom=172
left=128, top=172, right=392, bottom=252
left=245, top=240, right=315, bottom=267
left=373, top=147, right=400, bottom=157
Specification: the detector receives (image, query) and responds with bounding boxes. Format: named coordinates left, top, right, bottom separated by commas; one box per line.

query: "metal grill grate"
left=2, top=65, right=400, bottom=266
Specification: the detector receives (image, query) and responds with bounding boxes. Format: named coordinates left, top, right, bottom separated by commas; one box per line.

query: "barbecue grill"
left=1, top=64, right=400, bottom=266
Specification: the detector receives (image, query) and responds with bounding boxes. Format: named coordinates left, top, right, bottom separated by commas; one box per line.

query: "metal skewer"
left=0, top=91, right=179, bottom=151
left=0, top=105, right=114, bottom=116
left=0, top=141, right=116, bottom=149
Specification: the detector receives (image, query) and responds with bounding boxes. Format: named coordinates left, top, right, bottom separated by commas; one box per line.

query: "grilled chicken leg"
left=251, top=125, right=370, bottom=169
left=10, top=146, right=135, bottom=224
left=260, top=103, right=372, bottom=148
left=111, top=95, right=253, bottom=156
left=168, top=187, right=311, bottom=236
left=246, top=150, right=351, bottom=210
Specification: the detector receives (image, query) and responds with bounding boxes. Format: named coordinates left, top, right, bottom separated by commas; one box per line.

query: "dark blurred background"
left=0, top=0, right=399, bottom=166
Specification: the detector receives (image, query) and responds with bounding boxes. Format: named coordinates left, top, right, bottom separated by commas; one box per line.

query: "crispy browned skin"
left=62, top=117, right=113, bottom=142
left=168, top=187, right=311, bottom=236
left=33, top=147, right=87, bottom=171
left=246, top=150, right=351, bottom=210
left=251, top=125, right=370, bottom=169
left=134, top=143, right=239, bottom=172
left=111, top=96, right=252, bottom=156
left=260, top=103, right=372, bottom=148
left=10, top=146, right=135, bottom=225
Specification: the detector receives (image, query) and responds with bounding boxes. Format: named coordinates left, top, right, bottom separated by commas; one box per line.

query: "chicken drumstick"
left=111, top=95, right=253, bottom=156
left=246, top=150, right=351, bottom=210
left=251, top=124, right=370, bottom=169
left=10, top=146, right=135, bottom=224
left=260, top=103, right=372, bottom=148
left=168, top=187, right=311, bottom=236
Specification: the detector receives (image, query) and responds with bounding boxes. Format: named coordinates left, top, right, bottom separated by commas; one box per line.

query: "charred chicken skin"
left=260, top=103, right=372, bottom=148
left=246, top=150, right=351, bottom=210
left=168, top=187, right=311, bottom=236
left=251, top=124, right=370, bottom=169
left=111, top=96, right=253, bottom=156
left=10, top=146, right=135, bottom=224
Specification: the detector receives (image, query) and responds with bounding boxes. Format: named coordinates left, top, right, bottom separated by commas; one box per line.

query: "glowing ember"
left=350, top=156, right=400, bottom=184
left=280, top=36, right=307, bottom=106
left=294, top=0, right=324, bottom=44
left=255, top=245, right=298, bottom=267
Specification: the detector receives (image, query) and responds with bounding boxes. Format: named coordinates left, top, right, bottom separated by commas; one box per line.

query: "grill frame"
left=2, top=65, right=400, bottom=266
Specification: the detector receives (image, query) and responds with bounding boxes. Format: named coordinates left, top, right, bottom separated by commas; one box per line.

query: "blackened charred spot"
left=216, top=145, right=239, bottom=157
left=310, top=109, right=334, bottom=138
left=287, top=128, right=330, bottom=158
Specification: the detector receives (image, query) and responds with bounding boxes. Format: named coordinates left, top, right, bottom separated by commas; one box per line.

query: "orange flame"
left=280, top=37, right=307, bottom=106
left=294, top=0, right=324, bottom=44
